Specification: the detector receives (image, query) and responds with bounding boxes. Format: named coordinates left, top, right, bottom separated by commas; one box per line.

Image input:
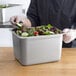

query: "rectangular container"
left=0, top=4, right=23, bottom=23
left=12, top=32, right=63, bottom=65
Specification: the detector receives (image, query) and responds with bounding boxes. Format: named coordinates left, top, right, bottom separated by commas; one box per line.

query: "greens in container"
left=13, top=24, right=62, bottom=37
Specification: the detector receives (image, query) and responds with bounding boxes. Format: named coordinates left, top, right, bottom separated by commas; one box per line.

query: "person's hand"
left=10, top=16, right=26, bottom=24
left=63, top=28, right=76, bottom=43
left=10, top=16, right=32, bottom=27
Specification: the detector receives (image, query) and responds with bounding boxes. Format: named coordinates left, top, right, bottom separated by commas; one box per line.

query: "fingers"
left=63, top=29, right=76, bottom=43
left=10, top=16, right=17, bottom=24
left=10, top=16, right=32, bottom=27
left=63, top=33, right=72, bottom=43
left=10, top=16, right=21, bottom=25
left=62, top=28, right=70, bottom=33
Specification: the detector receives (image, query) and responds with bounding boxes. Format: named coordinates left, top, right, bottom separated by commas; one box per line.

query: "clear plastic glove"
left=10, top=15, right=31, bottom=27
left=63, top=28, right=76, bottom=43
left=10, top=15, right=26, bottom=25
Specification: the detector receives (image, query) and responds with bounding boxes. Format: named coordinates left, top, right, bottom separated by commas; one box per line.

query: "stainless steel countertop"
left=0, top=22, right=13, bottom=28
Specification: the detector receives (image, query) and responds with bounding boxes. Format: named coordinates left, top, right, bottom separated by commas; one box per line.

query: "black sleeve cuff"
left=27, top=16, right=37, bottom=27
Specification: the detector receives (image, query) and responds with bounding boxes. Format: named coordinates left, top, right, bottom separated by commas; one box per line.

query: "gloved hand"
left=63, top=28, right=76, bottom=43
left=10, top=15, right=26, bottom=24
left=10, top=15, right=31, bottom=27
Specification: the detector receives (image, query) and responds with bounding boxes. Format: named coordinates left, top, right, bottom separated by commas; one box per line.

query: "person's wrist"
left=23, top=18, right=32, bottom=27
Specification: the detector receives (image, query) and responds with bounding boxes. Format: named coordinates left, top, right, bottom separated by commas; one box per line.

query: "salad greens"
left=13, top=24, right=62, bottom=37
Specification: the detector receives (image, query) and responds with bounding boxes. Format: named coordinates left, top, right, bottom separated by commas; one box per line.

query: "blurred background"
left=0, top=0, right=31, bottom=47
left=0, top=0, right=31, bottom=15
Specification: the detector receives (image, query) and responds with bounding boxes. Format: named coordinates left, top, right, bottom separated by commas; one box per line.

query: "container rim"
left=12, top=31, right=63, bottom=39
